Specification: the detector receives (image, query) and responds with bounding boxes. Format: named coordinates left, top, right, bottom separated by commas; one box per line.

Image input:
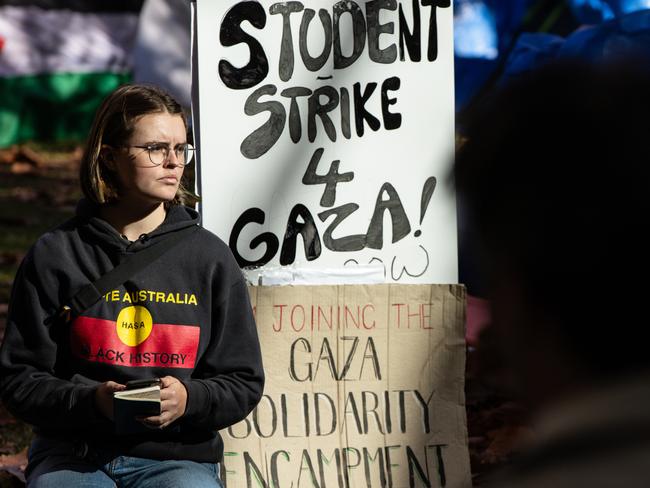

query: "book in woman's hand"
left=113, top=384, right=161, bottom=435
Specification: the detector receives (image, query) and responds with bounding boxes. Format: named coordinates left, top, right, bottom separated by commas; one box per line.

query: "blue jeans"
left=26, top=436, right=223, bottom=488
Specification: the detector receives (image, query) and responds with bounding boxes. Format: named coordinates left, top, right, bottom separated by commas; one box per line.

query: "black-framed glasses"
left=127, top=142, right=195, bottom=167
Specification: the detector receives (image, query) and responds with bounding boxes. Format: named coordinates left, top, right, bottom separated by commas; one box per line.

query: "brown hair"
left=80, top=84, right=198, bottom=206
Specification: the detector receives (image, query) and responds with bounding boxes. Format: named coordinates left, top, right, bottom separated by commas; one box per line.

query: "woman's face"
left=110, top=112, right=187, bottom=205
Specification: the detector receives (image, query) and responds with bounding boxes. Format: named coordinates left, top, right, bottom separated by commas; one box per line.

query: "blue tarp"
left=454, top=0, right=535, bottom=108
left=502, top=9, right=650, bottom=81
left=454, top=0, right=650, bottom=111
left=568, top=0, right=650, bottom=23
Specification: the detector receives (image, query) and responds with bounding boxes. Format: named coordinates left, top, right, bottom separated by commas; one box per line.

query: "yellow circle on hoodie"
left=116, top=306, right=153, bottom=346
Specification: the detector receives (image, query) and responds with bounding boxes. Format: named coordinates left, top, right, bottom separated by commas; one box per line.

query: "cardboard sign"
left=193, top=1, right=457, bottom=283
left=221, top=284, right=471, bottom=487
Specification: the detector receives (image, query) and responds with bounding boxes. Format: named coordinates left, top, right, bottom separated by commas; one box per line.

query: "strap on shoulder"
left=64, top=225, right=199, bottom=319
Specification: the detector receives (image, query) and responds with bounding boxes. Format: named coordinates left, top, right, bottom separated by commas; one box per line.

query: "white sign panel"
left=194, top=0, right=457, bottom=283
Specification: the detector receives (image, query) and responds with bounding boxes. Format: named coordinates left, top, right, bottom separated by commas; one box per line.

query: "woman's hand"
left=94, top=381, right=126, bottom=420
left=139, top=376, right=188, bottom=429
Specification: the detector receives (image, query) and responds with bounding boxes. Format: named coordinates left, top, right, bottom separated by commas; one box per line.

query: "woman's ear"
left=100, top=145, right=117, bottom=170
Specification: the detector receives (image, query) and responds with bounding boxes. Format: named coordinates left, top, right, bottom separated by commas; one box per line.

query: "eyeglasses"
left=126, top=142, right=195, bottom=167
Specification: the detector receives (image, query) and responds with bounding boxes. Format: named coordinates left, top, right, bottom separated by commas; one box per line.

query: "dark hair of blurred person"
left=454, top=59, right=650, bottom=486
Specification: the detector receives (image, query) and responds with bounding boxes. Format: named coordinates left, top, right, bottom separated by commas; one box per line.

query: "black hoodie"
left=0, top=201, right=264, bottom=462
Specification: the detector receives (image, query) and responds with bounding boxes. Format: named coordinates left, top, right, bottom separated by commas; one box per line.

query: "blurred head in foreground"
left=455, top=59, right=650, bottom=406
left=456, top=59, right=650, bottom=485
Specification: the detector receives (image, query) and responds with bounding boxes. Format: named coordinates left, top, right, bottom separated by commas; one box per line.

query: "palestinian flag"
left=0, top=1, right=143, bottom=147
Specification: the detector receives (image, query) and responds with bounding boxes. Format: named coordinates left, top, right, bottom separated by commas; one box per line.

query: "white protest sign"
left=194, top=0, right=457, bottom=283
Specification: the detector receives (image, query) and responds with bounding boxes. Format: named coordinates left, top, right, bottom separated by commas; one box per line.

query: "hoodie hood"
left=74, top=199, right=201, bottom=253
